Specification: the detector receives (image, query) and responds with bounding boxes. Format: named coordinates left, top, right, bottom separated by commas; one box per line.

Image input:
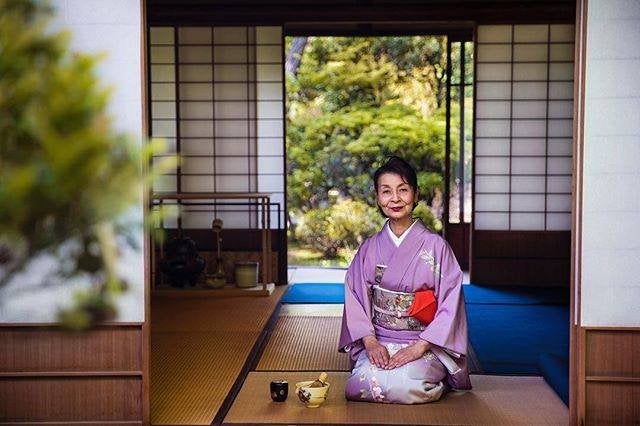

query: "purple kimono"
left=339, top=219, right=471, bottom=404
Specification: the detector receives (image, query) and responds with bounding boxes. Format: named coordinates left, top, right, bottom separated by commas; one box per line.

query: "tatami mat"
left=151, top=330, right=261, bottom=424
left=151, top=287, right=285, bottom=425
left=256, top=316, right=351, bottom=372
left=280, top=303, right=344, bottom=317
left=152, top=293, right=283, bottom=333
left=257, top=306, right=482, bottom=374
left=223, top=372, right=569, bottom=425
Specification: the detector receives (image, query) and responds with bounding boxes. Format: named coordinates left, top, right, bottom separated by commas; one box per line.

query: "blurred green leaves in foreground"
left=0, top=0, right=176, bottom=329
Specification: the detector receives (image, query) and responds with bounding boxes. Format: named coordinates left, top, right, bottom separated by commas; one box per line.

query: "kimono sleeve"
left=418, top=240, right=468, bottom=356
left=338, top=238, right=375, bottom=353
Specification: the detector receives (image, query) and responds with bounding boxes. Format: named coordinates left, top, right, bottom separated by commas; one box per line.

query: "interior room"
left=2, top=1, right=638, bottom=425
left=145, top=2, right=573, bottom=424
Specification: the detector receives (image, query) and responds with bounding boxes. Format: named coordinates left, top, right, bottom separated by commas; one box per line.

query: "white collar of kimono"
left=386, top=219, right=418, bottom=247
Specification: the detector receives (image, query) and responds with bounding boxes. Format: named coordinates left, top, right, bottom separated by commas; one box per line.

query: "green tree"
left=287, top=36, right=454, bottom=215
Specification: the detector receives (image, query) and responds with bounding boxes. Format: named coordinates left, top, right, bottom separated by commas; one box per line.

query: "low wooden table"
left=223, top=372, right=568, bottom=425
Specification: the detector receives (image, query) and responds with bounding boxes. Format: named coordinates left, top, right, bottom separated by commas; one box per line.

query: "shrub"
left=294, top=199, right=384, bottom=259
left=412, top=201, right=442, bottom=233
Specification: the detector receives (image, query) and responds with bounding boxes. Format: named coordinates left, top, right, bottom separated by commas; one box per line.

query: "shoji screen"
left=149, top=26, right=284, bottom=229
left=475, top=25, right=574, bottom=231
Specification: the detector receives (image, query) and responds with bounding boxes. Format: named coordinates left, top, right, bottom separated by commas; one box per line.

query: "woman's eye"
left=400, top=188, right=408, bottom=193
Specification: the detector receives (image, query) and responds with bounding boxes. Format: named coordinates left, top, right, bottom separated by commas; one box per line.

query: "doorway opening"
left=285, top=31, right=474, bottom=280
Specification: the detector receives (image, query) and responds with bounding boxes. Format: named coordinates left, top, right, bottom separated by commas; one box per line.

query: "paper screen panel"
left=476, top=194, right=510, bottom=211
left=510, top=212, right=545, bottom=230
left=474, top=24, right=574, bottom=230
left=476, top=176, right=510, bottom=193
left=476, top=101, right=510, bottom=119
left=149, top=26, right=285, bottom=229
left=511, top=138, right=546, bottom=156
left=476, top=139, right=510, bottom=156
left=511, top=194, right=545, bottom=211
left=511, top=176, right=546, bottom=193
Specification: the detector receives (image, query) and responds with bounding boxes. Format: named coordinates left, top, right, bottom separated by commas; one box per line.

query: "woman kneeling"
left=339, top=156, right=471, bottom=404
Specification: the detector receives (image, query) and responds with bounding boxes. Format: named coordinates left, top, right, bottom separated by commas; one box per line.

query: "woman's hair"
left=373, top=156, right=419, bottom=216
left=373, top=156, right=418, bottom=194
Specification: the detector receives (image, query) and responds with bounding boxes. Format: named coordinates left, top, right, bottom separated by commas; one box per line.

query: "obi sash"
left=371, top=285, right=426, bottom=331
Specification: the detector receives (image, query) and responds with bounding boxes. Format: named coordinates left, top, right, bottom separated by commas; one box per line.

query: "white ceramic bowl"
left=295, top=380, right=330, bottom=408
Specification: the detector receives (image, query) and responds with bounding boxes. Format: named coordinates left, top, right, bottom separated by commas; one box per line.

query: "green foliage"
left=412, top=201, right=442, bottom=233
left=292, top=36, right=447, bottom=112
left=0, top=0, right=173, bottom=327
left=288, top=103, right=452, bottom=211
left=294, top=199, right=384, bottom=259
left=286, top=36, right=460, bottom=263
left=287, top=36, right=455, bottom=213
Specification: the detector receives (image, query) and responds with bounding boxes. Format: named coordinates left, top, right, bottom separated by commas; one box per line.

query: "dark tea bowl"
left=270, top=380, right=288, bottom=402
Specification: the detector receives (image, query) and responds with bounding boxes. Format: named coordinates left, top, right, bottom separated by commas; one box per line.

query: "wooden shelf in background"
left=151, top=191, right=274, bottom=293
left=151, top=283, right=275, bottom=298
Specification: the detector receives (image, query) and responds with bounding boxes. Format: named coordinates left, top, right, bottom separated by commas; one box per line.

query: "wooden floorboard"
left=223, top=372, right=569, bottom=425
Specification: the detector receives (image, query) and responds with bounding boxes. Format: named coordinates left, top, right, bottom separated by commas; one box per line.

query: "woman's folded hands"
left=363, top=335, right=390, bottom=368
left=363, top=335, right=431, bottom=370
left=385, top=339, right=430, bottom=370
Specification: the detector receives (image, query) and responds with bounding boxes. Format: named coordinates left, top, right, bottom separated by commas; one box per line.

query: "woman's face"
left=376, top=172, right=417, bottom=221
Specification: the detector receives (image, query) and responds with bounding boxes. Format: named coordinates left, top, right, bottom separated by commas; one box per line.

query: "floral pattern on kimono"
left=419, top=249, right=442, bottom=279
left=346, top=341, right=446, bottom=404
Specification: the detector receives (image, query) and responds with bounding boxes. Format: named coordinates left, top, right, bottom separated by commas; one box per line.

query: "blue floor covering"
left=538, top=353, right=570, bottom=405
left=463, top=284, right=569, bottom=305
left=281, top=283, right=344, bottom=304
left=281, top=282, right=569, bottom=389
left=464, top=283, right=569, bottom=405
left=465, top=300, right=569, bottom=375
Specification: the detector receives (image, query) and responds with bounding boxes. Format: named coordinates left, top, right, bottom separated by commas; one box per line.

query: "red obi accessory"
left=408, top=290, right=437, bottom=324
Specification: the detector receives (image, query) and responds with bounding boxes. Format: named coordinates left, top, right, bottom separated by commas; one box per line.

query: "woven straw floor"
left=256, top=306, right=480, bottom=373
left=150, top=287, right=285, bottom=425
left=223, top=372, right=569, bottom=425
left=256, top=316, right=351, bottom=372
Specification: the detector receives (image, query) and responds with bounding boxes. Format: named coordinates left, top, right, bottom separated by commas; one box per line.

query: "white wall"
left=581, top=0, right=640, bottom=326
left=0, top=0, right=144, bottom=322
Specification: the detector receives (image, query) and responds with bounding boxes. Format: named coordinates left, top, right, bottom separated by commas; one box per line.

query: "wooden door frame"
left=570, top=0, right=586, bottom=423
left=140, top=4, right=584, bottom=422
left=140, top=0, right=151, bottom=423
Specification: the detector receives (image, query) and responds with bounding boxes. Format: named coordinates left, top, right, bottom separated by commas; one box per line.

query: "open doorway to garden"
left=285, top=33, right=473, bottom=274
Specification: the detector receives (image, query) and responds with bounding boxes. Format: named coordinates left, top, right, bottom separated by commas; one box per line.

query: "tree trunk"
left=285, top=37, right=307, bottom=76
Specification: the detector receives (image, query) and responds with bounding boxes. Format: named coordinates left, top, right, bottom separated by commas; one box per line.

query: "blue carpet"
left=538, top=353, right=570, bottom=405
left=466, top=302, right=569, bottom=375
left=282, top=283, right=345, bottom=304
left=463, top=283, right=569, bottom=305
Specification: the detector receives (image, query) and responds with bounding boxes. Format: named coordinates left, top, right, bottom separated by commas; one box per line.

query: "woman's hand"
left=385, top=339, right=431, bottom=370
left=362, top=335, right=390, bottom=368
